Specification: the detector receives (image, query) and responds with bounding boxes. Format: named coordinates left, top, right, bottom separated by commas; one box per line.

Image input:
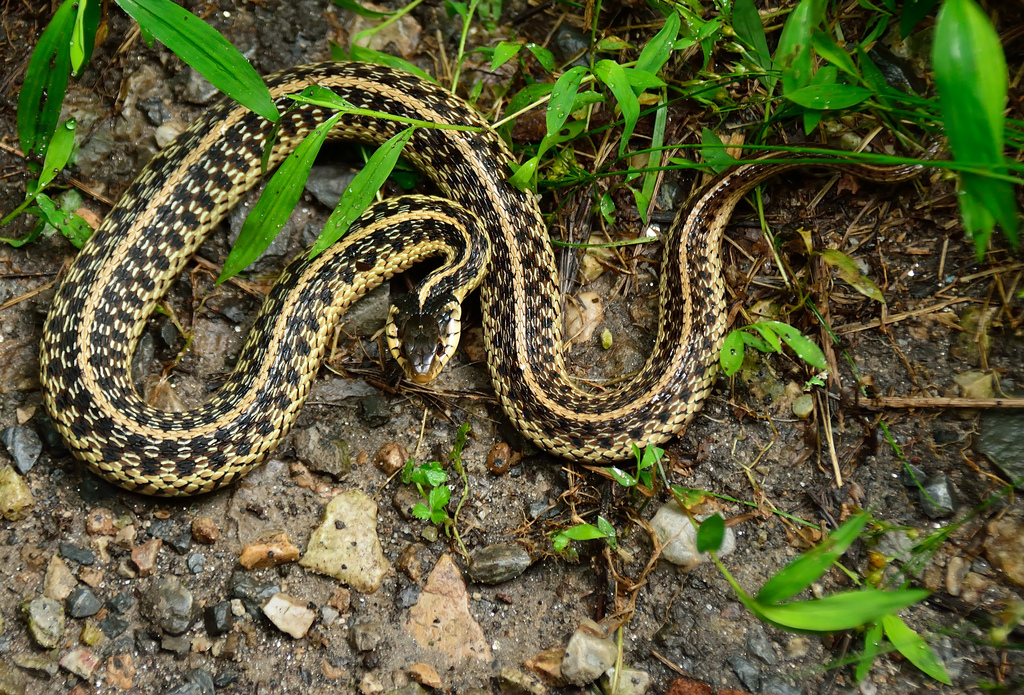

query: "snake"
left=38, top=62, right=924, bottom=496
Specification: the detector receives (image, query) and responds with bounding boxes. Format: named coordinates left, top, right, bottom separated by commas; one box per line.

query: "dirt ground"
left=0, top=1, right=1022, bottom=694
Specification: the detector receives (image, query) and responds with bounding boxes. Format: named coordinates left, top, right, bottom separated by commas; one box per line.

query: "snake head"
left=386, top=298, right=462, bottom=385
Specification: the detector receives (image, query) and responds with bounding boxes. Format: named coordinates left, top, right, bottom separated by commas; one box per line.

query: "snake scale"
left=38, top=62, right=921, bottom=496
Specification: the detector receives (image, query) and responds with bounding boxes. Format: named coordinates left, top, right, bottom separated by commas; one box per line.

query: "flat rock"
left=0, top=466, right=33, bottom=521
left=650, top=503, right=736, bottom=570
left=262, top=593, right=316, bottom=639
left=300, top=490, right=390, bottom=593
left=407, top=554, right=490, bottom=663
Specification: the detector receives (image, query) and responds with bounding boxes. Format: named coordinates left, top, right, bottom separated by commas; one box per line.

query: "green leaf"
left=882, top=614, right=952, bottom=684
left=597, top=36, right=632, bottom=51
left=560, top=524, right=609, bottom=542
left=900, top=0, right=940, bottom=38
left=638, top=445, right=664, bottom=472
left=752, top=323, right=783, bottom=353
left=753, top=589, right=930, bottom=632
left=933, top=0, right=1018, bottom=252
left=819, top=249, right=885, bottom=303
left=412, top=503, right=431, bottom=520
left=599, top=192, right=616, bottom=226
left=762, top=321, right=828, bottom=371
left=33, top=194, right=92, bottom=248
left=508, top=156, right=539, bottom=191
left=428, top=483, right=451, bottom=512
left=71, top=0, right=89, bottom=73
left=115, top=0, right=278, bottom=122
left=332, top=0, right=393, bottom=18
left=740, top=331, right=772, bottom=353
left=757, top=511, right=871, bottom=605
left=525, top=43, right=556, bottom=73
left=547, top=66, right=588, bottom=136
left=622, top=67, right=666, bottom=93
left=785, top=83, right=872, bottom=110
left=774, top=0, right=826, bottom=95
left=593, top=59, right=639, bottom=157
left=219, top=111, right=343, bottom=282
left=596, top=516, right=616, bottom=542
left=732, top=0, right=773, bottom=90
left=856, top=621, right=884, bottom=682
left=609, top=467, right=637, bottom=487
left=700, top=128, right=737, bottom=173
left=17, top=0, right=76, bottom=158
left=310, top=126, right=417, bottom=259
left=720, top=330, right=746, bottom=376
left=696, top=514, right=725, bottom=554
left=636, top=10, right=679, bottom=75
left=810, top=32, right=860, bottom=82
left=38, top=118, right=77, bottom=190
left=491, top=40, right=522, bottom=71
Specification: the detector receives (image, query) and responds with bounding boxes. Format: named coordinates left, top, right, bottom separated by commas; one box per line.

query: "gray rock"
left=650, top=503, right=736, bottom=570
left=877, top=530, right=915, bottom=559
left=66, top=587, right=103, bottom=618
left=469, top=544, right=532, bottom=584
left=728, top=654, right=761, bottom=692
left=11, top=652, right=58, bottom=679
left=107, top=591, right=135, bottom=615
left=360, top=394, right=391, bottom=427
left=99, top=614, right=128, bottom=638
left=340, top=283, right=390, bottom=337
left=976, top=410, right=1024, bottom=489
left=598, top=666, right=651, bottom=695
left=919, top=474, right=959, bottom=519
left=746, top=625, right=777, bottom=665
left=0, top=427, right=42, bottom=474
left=230, top=573, right=280, bottom=617
left=21, top=597, right=65, bottom=649
left=187, top=552, right=205, bottom=574
left=181, top=67, right=219, bottom=104
left=383, top=685, right=428, bottom=695
left=293, top=422, right=352, bottom=479
left=204, top=601, right=234, bottom=636
left=561, top=625, right=618, bottom=686
left=550, top=23, right=589, bottom=64
left=899, top=463, right=928, bottom=487
left=58, top=543, right=95, bottom=566
left=142, top=576, right=196, bottom=635
left=161, top=633, right=191, bottom=654
left=304, top=163, right=357, bottom=209
left=351, top=619, right=383, bottom=651
left=149, top=518, right=192, bottom=554
left=185, top=668, right=215, bottom=695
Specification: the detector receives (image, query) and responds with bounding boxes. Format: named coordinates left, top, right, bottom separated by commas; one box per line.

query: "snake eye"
left=398, top=313, right=444, bottom=384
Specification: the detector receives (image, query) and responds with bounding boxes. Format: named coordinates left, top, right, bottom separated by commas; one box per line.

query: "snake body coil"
left=39, top=62, right=919, bottom=496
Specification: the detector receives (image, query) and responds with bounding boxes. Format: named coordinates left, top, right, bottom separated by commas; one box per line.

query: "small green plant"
left=550, top=444, right=663, bottom=557
left=720, top=320, right=829, bottom=378
left=400, top=423, right=472, bottom=538
left=697, top=510, right=950, bottom=685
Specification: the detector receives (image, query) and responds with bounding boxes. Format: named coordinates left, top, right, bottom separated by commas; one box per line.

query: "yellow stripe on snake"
left=38, top=62, right=922, bottom=496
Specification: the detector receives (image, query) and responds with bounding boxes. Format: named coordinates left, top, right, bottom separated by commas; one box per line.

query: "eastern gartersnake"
left=39, top=62, right=922, bottom=496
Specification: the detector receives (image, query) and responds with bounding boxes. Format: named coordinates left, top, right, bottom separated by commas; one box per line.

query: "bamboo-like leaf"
left=856, top=621, right=884, bottom=682
left=37, top=118, right=78, bottom=190
left=115, top=0, right=278, bottom=122
left=732, top=0, right=773, bottom=91
left=593, top=59, right=639, bottom=157
left=774, top=0, right=825, bottom=94
left=219, top=112, right=343, bottom=282
left=754, top=589, right=930, bottom=632
left=757, top=511, right=870, bottom=605
left=720, top=330, right=745, bottom=376
left=491, top=40, right=522, bottom=71
left=331, top=0, right=393, bottom=18
left=785, top=83, right=872, bottom=110
left=547, top=66, right=588, bottom=136
left=882, top=614, right=952, bottom=684
left=310, top=126, right=417, bottom=258
left=933, top=0, right=1018, bottom=253
left=636, top=10, right=679, bottom=76
left=17, top=0, right=76, bottom=157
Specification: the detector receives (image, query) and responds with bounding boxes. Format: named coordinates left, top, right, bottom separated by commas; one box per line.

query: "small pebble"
left=792, top=394, right=814, bottom=419
left=105, top=654, right=135, bottom=689
left=204, top=601, right=235, bottom=637
left=262, top=593, right=316, bottom=639
left=59, top=648, right=100, bottom=679
left=0, top=425, right=43, bottom=474
left=66, top=587, right=103, bottom=618
left=238, top=532, right=300, bottom=570
left=373, top=442, right=408, bottom=475
left=191, top=516, right=219, bottom=544
left=141, top=576, right=195, bottom=635
left=80, top=621, right=104, bottom=646
left=187, top=553, right=206, bottom=574
left=486, top=443, right=514, bottom=475
left=59, top=543, right=96, bottom=566
left=0, top=466, right=34, bottom=520
left=469, top=544, right=532, bottom=584
left=22, top=596, right=65, bottom=649
left=132, top=538, right=162, bottom=576
left=86, top=507, right=116, bottom=535
left=408, top=662, right=442, bottom=688
left=919, top=474, right=959, bottom=519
